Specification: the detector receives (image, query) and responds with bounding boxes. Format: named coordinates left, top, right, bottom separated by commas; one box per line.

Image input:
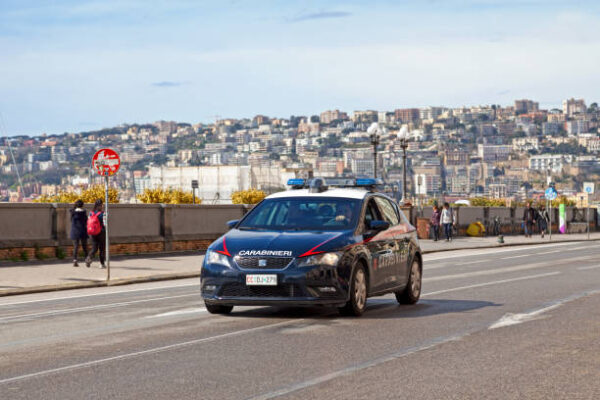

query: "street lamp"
left=398, top=126, right=410, bottom=205
left=367, top=122, right=385, bottom=179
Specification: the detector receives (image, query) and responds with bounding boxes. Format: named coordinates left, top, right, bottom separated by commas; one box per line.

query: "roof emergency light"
left=287, top=178, right=306, bottom=189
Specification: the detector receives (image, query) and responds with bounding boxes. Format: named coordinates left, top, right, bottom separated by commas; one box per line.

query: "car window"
left=238, top=197, right=361, bottom=231
left=374, top=197, right=400, bottom=225
left=363, top=199, right=382, bottom=228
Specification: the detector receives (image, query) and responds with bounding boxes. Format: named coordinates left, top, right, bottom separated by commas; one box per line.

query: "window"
left=363, top=199, right=382, bottom=228
left=238, top=197, right=361, bottom=231
left=374, top=197, right=400, bottom=225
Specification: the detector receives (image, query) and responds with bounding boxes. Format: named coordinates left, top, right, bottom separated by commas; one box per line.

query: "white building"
left=148, top=165, right=294, bottom=204
left=528, top=154, right=572, bottom=173
left=512, top=137, right=539, bottom=152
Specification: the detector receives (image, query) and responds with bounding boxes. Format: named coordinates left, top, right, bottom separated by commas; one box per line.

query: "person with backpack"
left=70, top=199, right=88, bottom=267
left=85, top=199, right=106, bottom=268
left=430, top=205, right=441, bottom=241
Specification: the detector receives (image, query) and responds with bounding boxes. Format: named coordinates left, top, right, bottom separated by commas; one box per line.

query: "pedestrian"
left=430, top=205, right=441, bottom=241
left=85, top=199, right=106, bottom=268
left=523, top=201, right=537, bottom=238
left=538, top=205, right=549, bottom=238
left=70, top=199, right=88, bottom=267
left=441, top=202, right=454, bottom=241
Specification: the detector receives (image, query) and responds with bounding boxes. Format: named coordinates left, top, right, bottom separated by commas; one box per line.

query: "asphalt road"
left=1, top=241, right=599, bottom=399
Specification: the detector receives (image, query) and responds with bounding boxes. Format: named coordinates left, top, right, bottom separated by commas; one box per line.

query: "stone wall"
left=0, top=203, right=249, bottom=261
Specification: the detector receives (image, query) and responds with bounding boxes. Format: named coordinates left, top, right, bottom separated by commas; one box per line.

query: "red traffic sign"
left=92, top=148, right=121, bottom=176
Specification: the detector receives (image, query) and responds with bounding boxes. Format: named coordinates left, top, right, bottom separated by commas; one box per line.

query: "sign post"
left=191, top=179, right=199, bottom=205
left=584, top=182, right=594, bottom=240
left=545, top=187, right=558, bottom=240
left=91, top=149, right=121, bottom=281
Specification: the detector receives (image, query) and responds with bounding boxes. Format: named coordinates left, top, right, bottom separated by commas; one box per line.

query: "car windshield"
left=238, top=197, right=361, bottom=231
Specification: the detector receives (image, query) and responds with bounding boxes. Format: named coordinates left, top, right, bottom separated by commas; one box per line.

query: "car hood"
left=210, top=229, right=354, bottom=258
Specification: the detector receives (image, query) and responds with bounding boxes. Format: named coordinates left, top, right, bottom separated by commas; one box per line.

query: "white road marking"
left=247, top=333, right=467, bottom=400
left=0, top=319, right=302, bottom=386
left=0, top=282, right=198, bottom=307
left=146, top=307, right=207, bottom=318
left=425, top=255, right=592, bottom=282
left=424, top=241, right=583, bottom=261
left=0, top=294, right=198, bottom=322
left=422, top=272, right=561, bottom=297
left=489, top=289, right=600, bottom=329
left=500, top=254, right=531, bottom=260
left=577, top=265, right=600, bottom=271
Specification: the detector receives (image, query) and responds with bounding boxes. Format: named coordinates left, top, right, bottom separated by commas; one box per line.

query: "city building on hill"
left=320, top=110, right=348, bottom=124
left=477, top=144, right=512, bottom=162
left=351, top=110, right=378, bottom=124
left=563, top=98, right=586, bottom=117
left=512, top=137, right=539, bottom=152
left=394, top=108, right=420, bottom=124
left=514, top=99, right=539, bottom=114
left=529, top=154, right=572, bottom=173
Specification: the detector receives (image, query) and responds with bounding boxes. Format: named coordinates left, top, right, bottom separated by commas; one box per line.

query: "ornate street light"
left=367, top=122, right=386, bottom=179
left=398, top=126, right=410, bottom=205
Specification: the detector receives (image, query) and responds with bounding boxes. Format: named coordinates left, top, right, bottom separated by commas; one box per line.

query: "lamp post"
left=398, top=126, right=410, bottom=205
left=367, top=122, right=384, bottom=179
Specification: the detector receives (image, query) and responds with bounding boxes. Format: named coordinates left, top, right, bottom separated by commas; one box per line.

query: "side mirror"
left=226, top=219, right=239, bottom=229
left=368, top=220, right=390, bottom=231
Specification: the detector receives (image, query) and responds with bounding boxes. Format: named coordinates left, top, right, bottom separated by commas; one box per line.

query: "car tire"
left=205, top=303, right=234, bottom=315
left=396, top=258, right=422, bottom=304
left=339, top=263, right=368, bottom=316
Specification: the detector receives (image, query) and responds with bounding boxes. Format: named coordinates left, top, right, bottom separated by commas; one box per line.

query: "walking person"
left=538, top=205, right=549, bottom=239
left=70, top=199, right=88, bottom=267
left=85, top=199, right=106, bottom=268
left=441, top=202, right=454, bottom=242
left=430, top=205, right=441, bottom=241
left=523, top=201, right=537, bottom=238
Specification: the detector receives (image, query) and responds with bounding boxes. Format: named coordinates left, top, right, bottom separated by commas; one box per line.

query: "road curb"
left=421, top=237, right=600, bottom=254
left=0, top=272, right=200, bottom=297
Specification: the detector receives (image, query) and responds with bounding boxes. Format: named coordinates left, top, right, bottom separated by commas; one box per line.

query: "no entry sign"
left=92, top=148, right=120, bottom=176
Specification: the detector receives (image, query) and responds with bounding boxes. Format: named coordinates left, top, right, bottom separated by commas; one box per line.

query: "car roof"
left=266, top=188, right=370, bottom=200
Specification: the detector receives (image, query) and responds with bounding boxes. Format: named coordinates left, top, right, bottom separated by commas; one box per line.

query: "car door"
left=362, top=197, right=396, bottom=292
left=374, top=196, right=409, bottom=287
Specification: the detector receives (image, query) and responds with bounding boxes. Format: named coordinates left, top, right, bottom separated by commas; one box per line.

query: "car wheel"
left=395, top=258, right=421, bottom=304
left=339, top=263, right=368, bottom=316
left=205, top=302, right=234, bottom=314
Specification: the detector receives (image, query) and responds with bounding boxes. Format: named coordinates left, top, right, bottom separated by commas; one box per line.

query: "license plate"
left=246, top=274, right=277, bottom=286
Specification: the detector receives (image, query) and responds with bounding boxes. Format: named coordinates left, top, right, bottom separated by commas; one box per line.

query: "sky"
left=1, top=0, right=599, bottom=136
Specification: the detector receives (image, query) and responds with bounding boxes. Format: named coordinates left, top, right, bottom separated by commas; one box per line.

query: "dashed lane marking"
left=0, top=319, right=302, bottom=386
left=0, top=294, right=198, bottom=323
left=422, top=272, right=561, bottom=297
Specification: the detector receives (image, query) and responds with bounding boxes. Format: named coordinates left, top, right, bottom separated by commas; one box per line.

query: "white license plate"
left=246, top=274, right=277, bottom=286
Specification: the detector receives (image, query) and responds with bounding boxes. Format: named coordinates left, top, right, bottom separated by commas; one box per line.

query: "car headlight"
left=298, top=252, right=342, bottom=267
left=205, top=250, right=231, bottom=268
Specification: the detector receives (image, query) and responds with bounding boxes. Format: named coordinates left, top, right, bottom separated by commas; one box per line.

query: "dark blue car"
left=201, top=178, right=423, bottom=316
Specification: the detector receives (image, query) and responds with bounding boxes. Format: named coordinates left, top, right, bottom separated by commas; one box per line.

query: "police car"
left=201, top=178, right=423, bottom=316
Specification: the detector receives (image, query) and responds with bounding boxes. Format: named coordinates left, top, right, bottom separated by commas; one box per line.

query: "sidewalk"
left=2, top=232, right=600, bottom=296
left=0, top=255, right=203, bottom=296
left=419, top=232, right=600, bottom=253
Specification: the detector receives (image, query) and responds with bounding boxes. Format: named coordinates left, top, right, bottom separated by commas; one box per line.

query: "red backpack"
left=87, top=212, right=102, bottom=236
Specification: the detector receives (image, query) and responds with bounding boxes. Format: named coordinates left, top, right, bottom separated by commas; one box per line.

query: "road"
left=1, top=241, right=599, bottom=399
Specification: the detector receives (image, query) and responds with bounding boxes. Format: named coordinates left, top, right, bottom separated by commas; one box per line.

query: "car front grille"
left=219, top=283, right=305, bottom=298
left=234, top=257, right=293, bottom=270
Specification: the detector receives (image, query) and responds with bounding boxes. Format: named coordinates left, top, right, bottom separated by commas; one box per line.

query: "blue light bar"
left=355, top=178, right=383, bottom=186
left=287, top=178, right=306, bottom=186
